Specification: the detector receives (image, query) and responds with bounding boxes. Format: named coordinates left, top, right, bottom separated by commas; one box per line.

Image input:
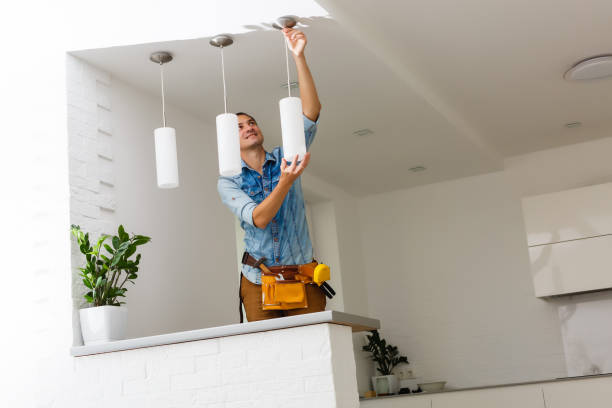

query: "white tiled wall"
left=66, top=55, right=117, bottom=345
left=67, top=324, right=359, bottom=408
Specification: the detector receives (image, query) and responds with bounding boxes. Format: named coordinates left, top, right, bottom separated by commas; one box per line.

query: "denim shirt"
left=217, top=115, right=319, bottom=284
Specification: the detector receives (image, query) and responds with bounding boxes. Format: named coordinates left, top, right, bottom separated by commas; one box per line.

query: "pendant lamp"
left=150, top=52, right=179, bottom=189
left=210, top=35, right=241, bottom=177
left=274, top=15, right=307, bottom=162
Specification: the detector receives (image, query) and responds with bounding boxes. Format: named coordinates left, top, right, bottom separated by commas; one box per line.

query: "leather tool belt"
left=242, top=252, right=315, bottom=310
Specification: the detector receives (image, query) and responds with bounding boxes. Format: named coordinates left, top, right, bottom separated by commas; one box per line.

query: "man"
left=217, top=27, right=323, bottom=322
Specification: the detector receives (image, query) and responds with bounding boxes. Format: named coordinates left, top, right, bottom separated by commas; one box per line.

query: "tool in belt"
left=241, top=251, right=336, bottom=313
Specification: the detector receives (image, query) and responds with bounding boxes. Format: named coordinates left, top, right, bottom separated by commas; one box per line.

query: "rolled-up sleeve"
left=217, top=177, right=256, bottom=226
left=304, top=114, right=320, bottom=150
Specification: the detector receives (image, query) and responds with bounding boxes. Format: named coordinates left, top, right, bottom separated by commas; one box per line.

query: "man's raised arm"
left=283, top=28, right=321, bottom=122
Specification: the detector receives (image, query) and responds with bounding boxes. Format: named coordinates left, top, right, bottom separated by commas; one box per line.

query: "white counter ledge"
left=71, top=310, right=379, bottom=357
left=68, top=311, right=378, bottom=408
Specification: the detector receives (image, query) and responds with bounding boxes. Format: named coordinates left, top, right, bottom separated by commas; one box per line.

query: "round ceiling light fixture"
left=565, top=55, right=612, bottom=80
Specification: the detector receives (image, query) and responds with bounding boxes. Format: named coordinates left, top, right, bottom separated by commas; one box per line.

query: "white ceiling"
left=73, top=0, right=612, bottom=196
left=318, top=0, right=612, bottom=157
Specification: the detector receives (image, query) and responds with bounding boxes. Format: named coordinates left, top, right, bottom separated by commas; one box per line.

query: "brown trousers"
left=240, top=274, right=326, bottom=322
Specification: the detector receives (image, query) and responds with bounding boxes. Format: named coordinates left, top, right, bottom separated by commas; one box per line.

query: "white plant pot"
left=79, top=305, right=128, bottom=345
left=371, top=374, right=399, bottom=396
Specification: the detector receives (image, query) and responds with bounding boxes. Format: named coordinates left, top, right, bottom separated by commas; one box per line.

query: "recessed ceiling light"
left=280, top=81, right=299, bottom=89
left=352, top=128, right=373, bottom=137
left=565, top=55, right=612, bottom=80
left=409, top=166, right=426, bottom=172
left=565, top=121, right=582, bottom=128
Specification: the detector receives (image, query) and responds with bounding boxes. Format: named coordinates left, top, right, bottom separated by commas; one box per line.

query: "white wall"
left=357, top=171, right=567, bottom=389
left=310, top=200, right=345, bottom=311
left=67, top=55, right=119, bottom=346
left=351, top=135, right=612, bottom=390
left=302, top=174, right=373, bottom=393
left=110, top=77, right=240, bottom=337
left=504, top=136, right=612, bottom=377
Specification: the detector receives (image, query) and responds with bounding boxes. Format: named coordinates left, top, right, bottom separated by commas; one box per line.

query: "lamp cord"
left=160, top=62, right=167, bottom=128
left=284, top=35, right=291, bottom=97
left=221, top=46, right=228, bottom=114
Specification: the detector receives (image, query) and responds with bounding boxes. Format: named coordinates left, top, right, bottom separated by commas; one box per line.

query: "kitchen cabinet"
left=360, top=395, right=431, bottom=408
left=431, top=384, right=543, bottom=408
left=542, top=376, right=612, bottom=408
left=521, top=182, right=612, bottom=297
left=528, top=234, right=612, bottom=296
left=358, top=375, right=612, bottom=407
left=522, top=182, right=612, bottom=246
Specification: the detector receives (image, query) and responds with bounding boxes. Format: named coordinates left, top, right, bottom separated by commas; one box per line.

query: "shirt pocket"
left=246, top=185, right=264, bottom=203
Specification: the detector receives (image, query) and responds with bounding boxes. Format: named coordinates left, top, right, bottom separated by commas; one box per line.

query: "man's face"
left=237, top=114, right=263, bottom=150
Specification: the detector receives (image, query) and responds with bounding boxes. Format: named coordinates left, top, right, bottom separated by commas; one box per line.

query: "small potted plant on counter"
left=362, top=330, right=409, bottom=396
left=71, top=224, right=150, bottom=345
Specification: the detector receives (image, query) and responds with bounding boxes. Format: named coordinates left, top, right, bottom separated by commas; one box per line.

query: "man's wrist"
left=276, top=177, right=293, bottom=190
left=293, top=53, right=306, bottom=62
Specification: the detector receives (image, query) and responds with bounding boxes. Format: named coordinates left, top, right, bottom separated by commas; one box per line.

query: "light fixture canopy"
left=150, top=51, right=179, bottom=189
left=272, top=15, right=298, bottom=30
left=565, top=55, right=612, bottom=80
left=209, top=34, right=234, bottom=48
left=150, top=51, right=173, bottom=65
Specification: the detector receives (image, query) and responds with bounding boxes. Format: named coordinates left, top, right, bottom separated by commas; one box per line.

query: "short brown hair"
left=236, top=112, right=256, bottom=124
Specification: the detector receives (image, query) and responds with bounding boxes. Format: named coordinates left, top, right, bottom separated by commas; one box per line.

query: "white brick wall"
left=66, top=324, right=359, bottom=408
left=66, top=55, right=117, bottom=346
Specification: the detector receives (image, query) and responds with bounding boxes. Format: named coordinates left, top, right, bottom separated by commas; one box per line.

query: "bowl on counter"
left=418, top=381, right=446, bottom=393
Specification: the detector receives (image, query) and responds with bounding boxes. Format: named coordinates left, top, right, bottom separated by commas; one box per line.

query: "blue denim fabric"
left=217, top=115, right=319, bottom=284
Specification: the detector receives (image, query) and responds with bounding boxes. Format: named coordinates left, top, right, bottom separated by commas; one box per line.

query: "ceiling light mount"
left=273, top=15, right=298, bottom=30
left=281, top=81, right=299, bottom=89
left=352, top=128, right=374, bottom=137
left=149, top=51, right=173, bottom=65
left=565, top=55, right=612, bottom=81
left=209, top=34, right=234, bottom=48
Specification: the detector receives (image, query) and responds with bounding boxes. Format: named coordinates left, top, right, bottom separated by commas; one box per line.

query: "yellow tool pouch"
left=261, top=275, right=308, bottom=310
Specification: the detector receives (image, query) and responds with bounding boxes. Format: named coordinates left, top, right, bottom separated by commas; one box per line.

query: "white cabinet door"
left=430, top=384, right=544, bottom=408
left=543, top=377, right=612, bottom=408
left=529, top=234, right=612, bottom=297
left=359, top=395, right=431, bottom=408
left=522, top=182, right=612, bottom=246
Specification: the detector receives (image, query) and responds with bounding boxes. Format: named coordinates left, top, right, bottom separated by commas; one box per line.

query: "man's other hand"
left=279, top=153, right=311, bottom=187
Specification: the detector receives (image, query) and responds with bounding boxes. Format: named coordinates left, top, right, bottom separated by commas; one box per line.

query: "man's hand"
left=283, top=27, right=306, bottom=58
left=252, top=153, right=311, bottom=230
left=279, top=153, right=311, bottom=187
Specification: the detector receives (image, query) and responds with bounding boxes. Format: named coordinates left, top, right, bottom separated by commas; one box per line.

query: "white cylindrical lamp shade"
left=154, top=127, right=179, bottom=188
left=216, top=113, right=242, bottom=177
left=279, top=96, right=306, bottom=161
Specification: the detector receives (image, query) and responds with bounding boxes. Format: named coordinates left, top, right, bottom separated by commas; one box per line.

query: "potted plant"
left=362, top=330, right=409, bottom=396
left=71, top=224, right=150, bottom=345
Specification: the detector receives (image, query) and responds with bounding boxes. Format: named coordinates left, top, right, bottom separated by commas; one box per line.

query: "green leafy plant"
left=362, top=330, right=409, bottom=376
left=71, top=224, right=151, bottom=306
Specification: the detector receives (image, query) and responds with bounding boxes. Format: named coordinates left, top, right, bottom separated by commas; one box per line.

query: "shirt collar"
left=241, top=151, right=277, bottom=170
